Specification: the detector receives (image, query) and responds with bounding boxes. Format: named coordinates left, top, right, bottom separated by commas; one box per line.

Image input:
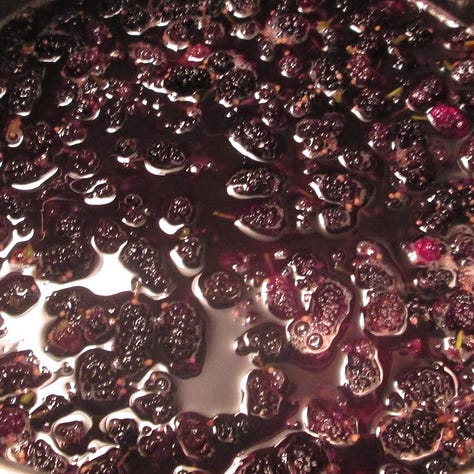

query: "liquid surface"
left=0, top=1, right=473, bottom=473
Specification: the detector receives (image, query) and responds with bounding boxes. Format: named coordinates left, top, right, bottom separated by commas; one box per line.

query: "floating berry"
left=200, top=271, right=243, bottom=308
left=427, top=104, right=470, bottom=138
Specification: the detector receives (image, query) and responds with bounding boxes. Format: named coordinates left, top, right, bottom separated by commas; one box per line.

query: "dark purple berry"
left=174, top=412, right=215, bottom=460
left=216, top=68, right=256, bottom=106
left=238, top=200, right=286, bottom=239
left=277, top=432, right=330, bottom=474
left=407, top=76, right=444, bottom=110
left=0, top=274, right=40, bottom=316
left=363, top=291, right=407, bottom=336
left=0, top=351, right=50, bottom=396
left=156, top=300, right=206, bottom=378
left=236, top=322, right=288, bottom=363
left=200, top=271, right=243, bottom=308
left=119, top=239, right=174, bottom=294
left=263, top=274, right=303, bottom=320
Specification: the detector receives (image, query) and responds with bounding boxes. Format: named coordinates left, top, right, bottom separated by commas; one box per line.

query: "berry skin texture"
left=344, top=340, right=383, bottom=396
left=263, top=274, right=303, bottom=320
left=305, top=400, right=359, bottom=446
left=156, top=300, right=206, bottom=378
left=244, top=367, right=289, bottom=419
left=200, top=271, right=243, bottom=308
left=363, top=291, right=407, bottom=336
left=432, top=289, right=474, bottom=334
left=0, top=406, right=27, bottom=443
left=380, top=410, right=443, bottom=460
left=235, top=322, right=287, bottom=364
left=0, top=350, right=50, bottom=396
left=174, top=412, right=215, bottom=460
left=412, top=236, right=445, bottom=263
left=0, top=274, right=40, bottom=316
left=277, top=432, right=330, bottom=474
left=427, top=104, right=470, bottom=138
left=396, top=365, right=457, bottom=409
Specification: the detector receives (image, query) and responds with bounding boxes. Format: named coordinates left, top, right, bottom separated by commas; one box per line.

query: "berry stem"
left=213, top=211, right=235, bottom=220
left=263, top=252, right=275, bottom=275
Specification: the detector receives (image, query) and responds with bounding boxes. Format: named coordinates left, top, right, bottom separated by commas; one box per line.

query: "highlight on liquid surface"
left=0, top=0, right=473, bottom=473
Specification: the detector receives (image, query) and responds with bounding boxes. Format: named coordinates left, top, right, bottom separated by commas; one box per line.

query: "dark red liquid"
left=0, top=1, right=473, bottom=473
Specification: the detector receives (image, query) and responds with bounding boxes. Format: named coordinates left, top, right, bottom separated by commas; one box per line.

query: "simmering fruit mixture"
left=0, top=0, right=473, bottom=472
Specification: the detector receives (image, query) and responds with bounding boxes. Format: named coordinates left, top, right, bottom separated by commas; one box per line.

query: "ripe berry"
left=229, top=121, right=283, bottom=162
left=216, top=68, right=256, bottom=107
left=432, top=289, right=474, bottom=334
left=427, top=104, right=470, bottom=138
left=200, top=271, right=243, bottom=308
left=363, top=291, right=407, bottom=336
left=262, top=274, right=303, bottom=320
left=0, top=351, right=50, bottom=396
left=156, top=300, right=206, bottom=378
left=305, top=400, right=359, bottom=445
left=227, top=167, right=282, bottom=198
left=163, top=65, right=211, bottom=98
left=238, top=199, right=286, bottom=240
left=0, top=406, right=27, bottom=443
left=380, top=410, right=442, bottom=460
left=235, top=322, right=288, bottom=363
left=115, top=301, right=154, bottom=373
left=277, top=432, right=330, bottom=474
left=212, top=413, right=250, bottom=444
left=396, top=365, right=457, bottom=409
left=174, top=412, right=215, bottom=460
left=0, top=274, right=40, bottom=316
left=119, top=239, right=174, bottom=294
left=245, top=368, right=289, bottom=419
left=407, top=76, right=444, bottom=110
left=344, top=339, right=382, bottom=396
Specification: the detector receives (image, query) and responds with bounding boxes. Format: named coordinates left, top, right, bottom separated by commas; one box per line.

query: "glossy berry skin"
left=30, top=395, right=72, bottom=430
left=0, top=406, right=27, bottom=443
left=106, top=418, right=139, bottom=447
left=245, top=368, right=289, bottom=419
left=174, top=412, right=215, bottom=460
left=263, top=274, right=303, bottom=320
left=0, top=351, right=50, bottom=396
left=305, top=400, right=358, bottom=446
left=235, top=448, right=288, bottom=473
left=24, top=439, right=71, bottom=473
left=115, top=301, right=154, bottom=374
left=427, top=104, right=470, bottom=138
left=53, top=419, right=89, bottom=454
left=230, top=121, right=282, bottom=162
left=138, top=426, right=181, bottom=463
left=75, top=349, right=129, bottom=411
left=396, top=365, right=457, bottom=410
left=156, top=300, right=206, bottom=378
left=119, top=239, right=174, bottom=294
left=235, top=322, right=288, bottom=363
left=277, top=432, right=330, bottom=474
left=80, top=447, right=128, bottom=474
left=200, top=271, right=243, bottom=308
left=37, top=241, right=97, bottom=283
left=363, top=291, right=407, bottom=336
left=432, top=289, right=474, bottom=334
left=407, top=76, right=444, bottom=110
left=380, top=410, right=443, bottom=460
left=212, top=413, right=251, bottom=444
left=0, top=274, right=40, bottom=315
